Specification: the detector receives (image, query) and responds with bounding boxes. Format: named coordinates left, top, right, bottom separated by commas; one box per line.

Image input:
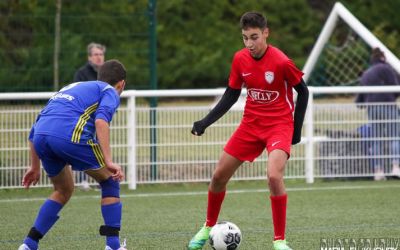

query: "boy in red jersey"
left=187, top=12, right=308, bottom=250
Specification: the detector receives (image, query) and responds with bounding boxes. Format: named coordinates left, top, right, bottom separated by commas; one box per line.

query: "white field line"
left=1, top=184, right=400, bottom=203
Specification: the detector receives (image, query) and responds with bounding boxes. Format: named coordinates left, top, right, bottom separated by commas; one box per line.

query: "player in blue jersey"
left=18, top=59, right=128, bottom=250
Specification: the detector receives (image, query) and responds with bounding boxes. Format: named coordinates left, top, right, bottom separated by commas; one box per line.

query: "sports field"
left=1, top=179, right=400, bottom=249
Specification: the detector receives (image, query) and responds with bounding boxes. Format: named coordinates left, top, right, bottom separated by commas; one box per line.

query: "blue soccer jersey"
left=30, top=81, right=120, bottom=144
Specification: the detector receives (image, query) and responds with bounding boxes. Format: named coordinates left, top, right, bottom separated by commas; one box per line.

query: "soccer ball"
left=209, top=221, right=242, bottom=250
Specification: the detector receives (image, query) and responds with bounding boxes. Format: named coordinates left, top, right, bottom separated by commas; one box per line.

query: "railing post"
left=127, top=94, right=137, bottom=190
left=305, top=88, right=314, bottom=183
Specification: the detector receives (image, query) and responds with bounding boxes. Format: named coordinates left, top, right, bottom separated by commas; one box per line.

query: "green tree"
left=0, top=0, right=399, bottom=91
left=157, top=0, right=318, bottom=88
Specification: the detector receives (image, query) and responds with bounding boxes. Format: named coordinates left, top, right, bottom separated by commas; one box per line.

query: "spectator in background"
left=355, top=47, right=400, bottom=180
left=74, top=42, right=106, bottom=82
left=74, top=42, right=106, bottom=190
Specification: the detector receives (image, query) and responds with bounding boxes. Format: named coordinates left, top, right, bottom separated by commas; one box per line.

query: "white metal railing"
left=0, top=86, right=399, bottom=189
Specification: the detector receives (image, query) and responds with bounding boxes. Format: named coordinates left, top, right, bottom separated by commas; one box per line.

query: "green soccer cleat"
left=187, top=225, right=212, bottom=250
left=273, top=239, right=293, bottom=250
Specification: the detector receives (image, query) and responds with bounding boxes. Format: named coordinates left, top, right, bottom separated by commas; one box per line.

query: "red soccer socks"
left=205, top=190, right=226, bottom=227
left=270, top=194, right=287, bottom=241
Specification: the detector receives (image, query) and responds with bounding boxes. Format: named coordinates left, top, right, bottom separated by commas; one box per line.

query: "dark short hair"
left=370, top=47, right=385, bottom=63
left=240, top=12, right=268, bottom=30
left=98, top=59, right=126, bottom=86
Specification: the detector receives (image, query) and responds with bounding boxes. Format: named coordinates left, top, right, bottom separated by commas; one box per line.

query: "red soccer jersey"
left=228, top=45, right=303, bottom=124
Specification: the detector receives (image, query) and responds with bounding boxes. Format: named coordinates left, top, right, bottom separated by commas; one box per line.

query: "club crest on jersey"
left=265, top=71, right=274, bottom=84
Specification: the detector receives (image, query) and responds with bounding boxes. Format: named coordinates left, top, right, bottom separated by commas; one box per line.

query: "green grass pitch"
left=1, top=179, right=400, bottom=249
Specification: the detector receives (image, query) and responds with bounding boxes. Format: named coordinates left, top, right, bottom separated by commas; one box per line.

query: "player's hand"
left=22, top=166, right=41, bottom=189
left=106, top=162, right=124, bottom=182
left=191, top=120, right=206, bottom=136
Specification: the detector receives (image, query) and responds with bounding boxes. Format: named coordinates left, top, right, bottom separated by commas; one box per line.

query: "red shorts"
left=224, top=120, right=293, bottom=162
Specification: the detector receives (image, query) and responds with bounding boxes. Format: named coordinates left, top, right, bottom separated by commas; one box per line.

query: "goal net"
left=307, top=26, right=370, bottom=86
left=215, top=2, right=400, bottom=108
left=303, top=2, right=400, bottom=86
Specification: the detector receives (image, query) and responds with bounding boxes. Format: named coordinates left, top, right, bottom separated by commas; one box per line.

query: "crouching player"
left=187, top=12, right=309, bottom=250
left=18, top=60, right=128, bottom=250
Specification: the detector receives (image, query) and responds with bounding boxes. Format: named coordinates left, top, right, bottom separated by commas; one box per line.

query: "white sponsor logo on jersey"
left=50, top=93, right=75, bottom=101
left=247, top=88, right=279, bottom=104
left=242, top=72, right=252, bottom=77
left=265, top=71, right=274, bottom=84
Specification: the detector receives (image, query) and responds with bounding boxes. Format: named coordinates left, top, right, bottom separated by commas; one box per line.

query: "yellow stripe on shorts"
left=87, top=139, right=106, bottom=167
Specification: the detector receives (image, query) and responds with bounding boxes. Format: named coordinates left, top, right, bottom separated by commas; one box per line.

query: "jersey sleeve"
left=284, top=59, right=304, bottom=87
left=228, top=53, right=243, bottom=89
left=95, top=86, right=120, bottom=123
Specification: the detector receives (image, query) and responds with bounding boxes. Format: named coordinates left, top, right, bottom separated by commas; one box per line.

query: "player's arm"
left=95, top=118, right=124, bottom=181
left=95, top=119, right=112, bottom=165
left=95, top=89, right=124, bottom=180
left=29, top=141, right=40, bottom=171
left=192, top=86, right=241, bottom=136
left=22, top=126, right=41, bottom=188
left=292, top=79, right=309, bottom=145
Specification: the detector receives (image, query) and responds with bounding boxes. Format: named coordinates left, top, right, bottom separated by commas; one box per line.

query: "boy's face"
left=242, top=27, right=269, bottom=59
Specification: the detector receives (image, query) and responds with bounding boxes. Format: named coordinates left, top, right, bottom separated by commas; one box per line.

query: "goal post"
left=303, top=2, right=400, bottom=85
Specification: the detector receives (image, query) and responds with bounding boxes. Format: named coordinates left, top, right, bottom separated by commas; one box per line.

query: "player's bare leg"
left=188, top=152, right=242, bottom=250
left=19, top=165, right=73, bottom=250
left=267, top=149, right=292, bottom=250
left=49, top=165, right=75, bottom=204
left=267, top=149, right=287, bottom=196
left=86, top=168, right=126, bottom=250
left=209, top=152, right=243, bottom=192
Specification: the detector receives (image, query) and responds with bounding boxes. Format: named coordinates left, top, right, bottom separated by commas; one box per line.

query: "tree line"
left=0, top=0, right=399, bottom=91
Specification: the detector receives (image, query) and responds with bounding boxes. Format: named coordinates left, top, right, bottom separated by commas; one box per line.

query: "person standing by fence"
left=355, top=47, right=400, bottom=180
left=73, top=42, right=106, bottom=190
left=74, top=42, right=106, bottom=82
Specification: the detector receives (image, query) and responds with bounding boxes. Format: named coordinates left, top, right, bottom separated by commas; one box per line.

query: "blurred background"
left=0, top=0, right=399, bottom=92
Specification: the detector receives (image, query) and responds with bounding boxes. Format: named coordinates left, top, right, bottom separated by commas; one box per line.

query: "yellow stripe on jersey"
left=88, top=139, right=106, bottom=167
left=71, top=102, right=99, bottom=143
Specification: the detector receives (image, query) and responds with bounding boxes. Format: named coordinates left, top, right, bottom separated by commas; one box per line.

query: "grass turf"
left=1, top=179, right=400, bottom=249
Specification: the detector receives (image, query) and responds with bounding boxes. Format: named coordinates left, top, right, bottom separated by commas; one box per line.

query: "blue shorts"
left=33, top=134, right=105, bottom=177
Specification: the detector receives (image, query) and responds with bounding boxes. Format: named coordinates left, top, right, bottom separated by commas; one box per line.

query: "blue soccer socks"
left=101, top=202, right=122, bottom=250
left=23, top=199, right=63, bottom=250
